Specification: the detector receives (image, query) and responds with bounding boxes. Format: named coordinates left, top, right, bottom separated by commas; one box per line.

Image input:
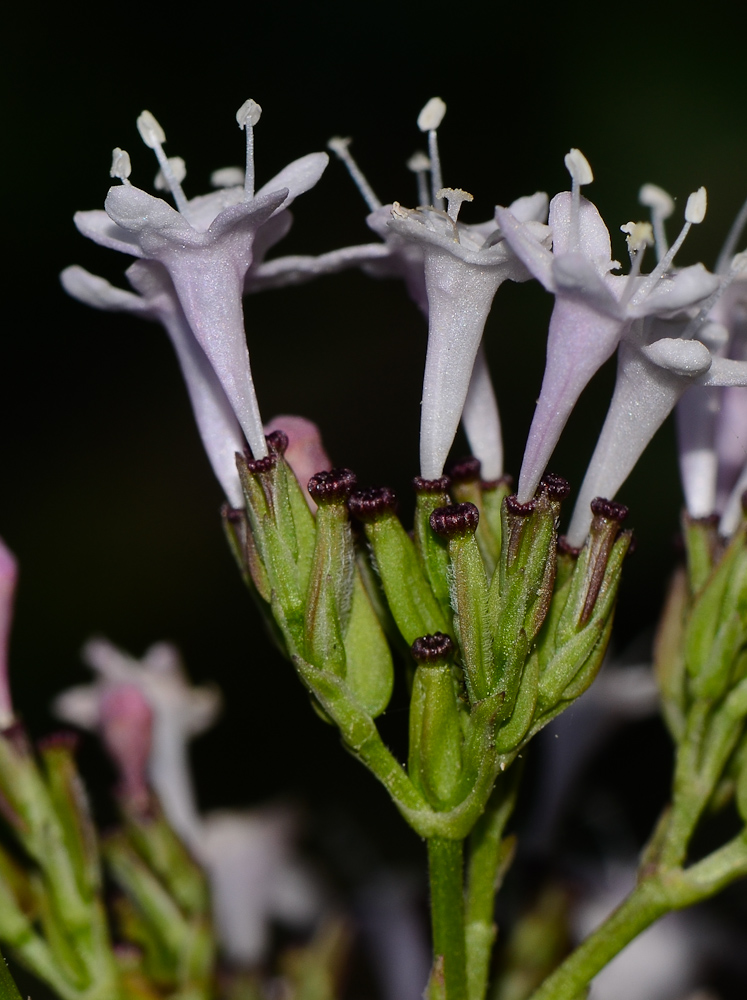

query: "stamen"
left=327, top=137, right=381, bottom=212
left=210, top=166, right=245, bottom=188
left=715, top=195, right=747, bottom=275
left=619, top=222, right=653, bottom=303
left=437, top=187, right=473, bottom=225
left=631, top=187, right=707, bottom=305
left=154, top=156, right=186, bottom=192
left=236, top=99, right=262, bottom=200
left=564, top=148, right=593, bottom=251
left=136, top=111, right=191, bottom=217
left=417, top=97, right=446, bottom=209
left=680, top=250, right=747, bottom=341
left=639, top=183, right=674, bottom=261
left=110, top=148, right=132, bottom=184
left=407, top=152, right=431, bottom=207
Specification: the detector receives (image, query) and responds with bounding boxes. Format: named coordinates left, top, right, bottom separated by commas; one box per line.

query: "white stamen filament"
left=327, top=137, right=381, bottom=212
left=631, top=189, right=708, bottom=307
left=236, top=100, right=262, bottom=201
left=715, top=195, right=747, bottom=275
left=564, top=148, right=593, bottom=252
left=418, top=98, right=446, bottom=209
left=155, top=156, right=186, bottom=192
left=407, top=152, right=431, bottom=207
left=110, top=148, right=132, bottom=184
left=639, top=183, right=675, bottom=262
left=680, top=251, right=747, bottom=342
left=136, top=110, right=191, bottom=217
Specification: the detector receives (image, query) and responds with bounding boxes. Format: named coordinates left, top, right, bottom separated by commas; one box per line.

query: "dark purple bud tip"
left=557, top=536, right=580, bottom=557
left=413, top=475, right=452, bottom=495
left=308, top=468, right=357, bottom=503
left=541, top=473, right=571, bottom=500
left=222, top=504, right=245, bottom=524
left=591, top=497, right=629, bottom=522
left=37, top=731, right=80, bottom=754
left=266, top=429, right=289, bottom=456
left=348, top=486, right=398, bottom=522
left=446, top=456, right=482, bottom=483
left=245, top=450, right=277, bottom=475
left=505, top=495, right=536, bottom=517
left=430, top=502, right=479, bottom=538
left=741, top=489, right=747, bottom=514
left=411, top=632, right=455, bottom=664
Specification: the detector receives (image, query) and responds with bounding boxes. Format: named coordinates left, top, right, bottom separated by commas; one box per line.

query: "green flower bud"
left=408, top=634, right=464, bottom=810
left=348, top=487, right=450, bottom=645
left=430, top=503, right=492, bottom=703
left=413, top=476, right=453, bottom=618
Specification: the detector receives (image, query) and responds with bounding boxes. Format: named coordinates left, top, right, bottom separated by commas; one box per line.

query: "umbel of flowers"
left=0, top=97, right=739, bottom=1000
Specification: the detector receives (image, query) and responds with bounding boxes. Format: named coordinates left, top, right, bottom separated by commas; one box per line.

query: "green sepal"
left=536, top=530, right=629, bottom=710
left=304, top=501, right=354, bottom=676
left=452, top=477, right=507, bottom=577
left=685, top=526, right=747, bottom=701
left=653, top=568, right=690, bottom=743
left=414, top=488, right=453, bottom=618
left=409, top=661, right=465, bottom=810
left=121, top=801, right=209, bottom=919
left=447, top=531, right=493, bottom=704
left=40, top=737, right=101, bottom=902
left=495, top=652, right=539, bottom=753
left=0, top=946, right=23, bottom=1000
left=342, top=570, right=394, bottom=718
left=683, top=514, right=721, bottom=596
left=364, top=512, right=450, bottom=645
left=488, top=491, right=559, bottom=714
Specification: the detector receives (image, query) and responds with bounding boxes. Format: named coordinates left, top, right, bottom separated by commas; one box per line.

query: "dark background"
left=2, top=0, right=747, bottom=993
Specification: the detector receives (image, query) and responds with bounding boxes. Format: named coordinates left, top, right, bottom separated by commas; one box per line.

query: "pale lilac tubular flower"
left=263, top=415, right=332, bottom=509
left=199, top=807, right=321, bottom=966
left=327, top=103, right=549, bottom=479
left=566, top=312, right=747, bottom=547
left=61, top=262, right=246, bottom=507
left=496, top=153, right=719, bottom=503
left=0, top=537, right=18, bottom=729
left=673, top=190, right=747, bottom=522
left=54, top=638, right=221, bottom=849
left=98, top=683, right=153, bottom=812
left=70, top=104, right=329, bottom=461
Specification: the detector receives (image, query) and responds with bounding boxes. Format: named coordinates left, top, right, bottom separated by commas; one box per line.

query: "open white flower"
left=70, top=105, right=328, bottom=461
left=54, top=638, right=220, bottom=849
left=61, top=261, right=246, bottom=506
left=496, top=153, right=718, bottom=503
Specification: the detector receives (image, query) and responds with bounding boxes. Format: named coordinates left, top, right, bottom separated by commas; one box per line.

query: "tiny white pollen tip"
left=685, top=186, right=707, bottom=224
left=327, top=136, right=352, bottom=156
left=137, top=110, right=166, bottom=149
left=110, top=147, right=132, bottom=181
left=407, top=151, right=431, bottom=172
left=620, top=221, right=653, bottom=251
left=236, top=99, right=262, bottom=129
left=417, top=97, right=446, bottom=132
left=564, top=148, right=594, bottom=186
left=639, top=183, right=675, bottom=218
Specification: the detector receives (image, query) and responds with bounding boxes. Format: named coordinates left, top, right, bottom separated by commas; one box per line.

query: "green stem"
left=0, top=949, right=22, bottom=1000
left=428, top=837, right=467, bottom=1000
left=525, top=877, right=670, bottom=1000
left=465, top=772, right=520, bottom=1000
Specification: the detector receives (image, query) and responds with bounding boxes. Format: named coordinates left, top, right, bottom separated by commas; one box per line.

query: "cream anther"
left=110, top=148, right=132, bottom=183
left=407, top=152, right=431, bottom=172
left=417, top=97, right=446, bottom=132
left=327, top=136, right=381, bottom=212
left=564, top=148, right=594, bottom=186
left=391, top=202, right=409, bottom=220
left=155, top=156, right=186, bottom=192
left=639, top=183, right=675, bottom=218
left=437, top=187, right=474, bottom=225
left=620, top=221, right=653, bottom=253
left=236, top=99, right=262, bottom=129
left=408, top=151, right=431, bottom=206
left=137, top=111, right=166, bottom=150
left=211, top=167, right=244, bottom=188
left=685, top=187, right=707, bottom=224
